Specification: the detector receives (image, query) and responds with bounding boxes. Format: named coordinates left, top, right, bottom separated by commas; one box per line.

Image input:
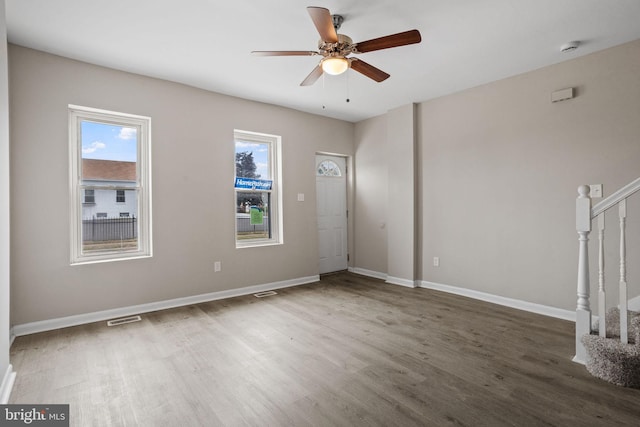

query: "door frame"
left=315, top=152, right=353, bottom=273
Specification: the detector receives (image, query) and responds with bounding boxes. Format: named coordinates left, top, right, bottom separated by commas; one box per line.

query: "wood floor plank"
left=9, top=272, right=640, bottom=426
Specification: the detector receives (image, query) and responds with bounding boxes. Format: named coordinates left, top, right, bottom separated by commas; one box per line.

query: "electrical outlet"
left=214, top=261, right=221, bottom=272
left=433, top=257, right=440, bottom=267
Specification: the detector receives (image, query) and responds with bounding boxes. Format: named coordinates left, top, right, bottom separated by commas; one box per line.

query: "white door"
left=316, top=155, right=348, bottom=274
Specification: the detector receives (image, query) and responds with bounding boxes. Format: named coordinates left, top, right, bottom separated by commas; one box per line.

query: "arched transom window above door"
left=316, top=160, right=342, bottom=177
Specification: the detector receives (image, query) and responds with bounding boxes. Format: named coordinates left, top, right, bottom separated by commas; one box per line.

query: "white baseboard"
left=385, top=276, right=417, bottom=288
left=419, top=280, right=575, bottom=322
left=1, top=364, right=16, bottom=404
left=348, top=267, right=387, bottom=281
left=348, top=267, right=418, bottom=288
left=11, top=275, right=320, bottom=337
left=349, top=268, right=572, bottom=321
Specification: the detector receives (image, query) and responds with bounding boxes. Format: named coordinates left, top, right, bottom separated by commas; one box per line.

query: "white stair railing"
left=574, top=177, right=640, bottom=364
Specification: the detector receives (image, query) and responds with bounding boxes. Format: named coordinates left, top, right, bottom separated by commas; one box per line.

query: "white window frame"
left=69, top=105, right=152, bottom=264
left=234, top=129, right=283, bottom=248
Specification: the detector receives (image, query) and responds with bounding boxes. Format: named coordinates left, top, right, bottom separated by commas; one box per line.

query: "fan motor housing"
left=318, top=34, right=353, bottom=55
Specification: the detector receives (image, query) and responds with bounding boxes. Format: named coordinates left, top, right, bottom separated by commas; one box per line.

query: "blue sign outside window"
left=234, top=178, right=273, bottom=190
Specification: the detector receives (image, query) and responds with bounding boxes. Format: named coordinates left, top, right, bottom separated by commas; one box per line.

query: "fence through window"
left=82, top=216, right=138, bottom=253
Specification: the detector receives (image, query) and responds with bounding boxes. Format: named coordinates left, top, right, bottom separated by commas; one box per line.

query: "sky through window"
left=81, top=121, right=137, bottom=162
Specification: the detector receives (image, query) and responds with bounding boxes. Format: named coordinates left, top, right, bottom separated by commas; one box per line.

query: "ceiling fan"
left=252, top=6, right=422, bottom=86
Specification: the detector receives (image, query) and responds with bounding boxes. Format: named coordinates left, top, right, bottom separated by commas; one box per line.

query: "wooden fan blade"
left=307, top=6, right=338, bottom=43
left=350, top=59, right=390, bottom=82
left=355, top=29, right=421, bottom=53
left=252, top=51, right=318, bottom=56
left=300, top=65, right=323, bottom=86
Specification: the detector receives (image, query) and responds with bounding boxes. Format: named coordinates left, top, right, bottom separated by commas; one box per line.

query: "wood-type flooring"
left=9, top=272, right=640, bottom=426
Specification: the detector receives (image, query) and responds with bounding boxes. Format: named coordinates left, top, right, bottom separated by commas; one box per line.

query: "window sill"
left=235, top=240, right=283, bottom=249
left=71, top=253, right=152, bottom=266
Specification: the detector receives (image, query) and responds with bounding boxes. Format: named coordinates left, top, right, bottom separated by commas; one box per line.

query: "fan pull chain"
left=346, top=70, right=350, bottom=103
left=322, top=72, right=326, bottom=109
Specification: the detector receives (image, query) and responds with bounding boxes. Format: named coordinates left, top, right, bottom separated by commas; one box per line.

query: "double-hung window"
left=234, top=130, right=282, bottom=247
left=83, top=189, right=95, bottom=204
left=69, top=105, right=152, bottom=264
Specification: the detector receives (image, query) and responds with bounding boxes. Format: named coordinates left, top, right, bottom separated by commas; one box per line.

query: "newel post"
left=574, top=185, right=592, bottom=363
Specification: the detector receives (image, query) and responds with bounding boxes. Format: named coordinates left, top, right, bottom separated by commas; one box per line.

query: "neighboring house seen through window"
left=69, top=105, right=152, bottom=264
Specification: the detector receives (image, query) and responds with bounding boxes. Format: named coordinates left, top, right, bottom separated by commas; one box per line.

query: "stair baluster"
left=597, top=213, right=606, bottom=338
left=619, top=200, right=628, bottom=344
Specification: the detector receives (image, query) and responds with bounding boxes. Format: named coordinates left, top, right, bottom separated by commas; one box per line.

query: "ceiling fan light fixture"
left=321, top=56, right=349, bottom=75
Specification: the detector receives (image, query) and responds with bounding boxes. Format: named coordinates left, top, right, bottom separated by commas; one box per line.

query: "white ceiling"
left=5, top=0, right=640, bottom=122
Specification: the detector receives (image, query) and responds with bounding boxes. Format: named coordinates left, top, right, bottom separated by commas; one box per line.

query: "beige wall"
left=355, top=39, right=640, bottom=311
left=353, top=115, right=388, bottom=274
left=9, top=37, right=640, bottom=327
left=9, top=45, right=354, bottom=325
left=419, top=39, right=640, bottom=310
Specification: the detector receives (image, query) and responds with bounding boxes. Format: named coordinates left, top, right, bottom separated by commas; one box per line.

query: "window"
left=317, top=160, right=342, bottom=177
left=69, top=105, right=152, bottom=264
left=234, top=129, right=282, bottom=247
left=84, top=189, right=95, bottom=204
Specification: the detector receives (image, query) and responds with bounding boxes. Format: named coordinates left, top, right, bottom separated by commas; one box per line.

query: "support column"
left=386, top=104, right=417, bottom=287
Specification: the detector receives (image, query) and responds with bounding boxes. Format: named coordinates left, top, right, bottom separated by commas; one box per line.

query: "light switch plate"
left=297, top=193, right=305, bottom=201
left=589, top=184, right=603, bottom=198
